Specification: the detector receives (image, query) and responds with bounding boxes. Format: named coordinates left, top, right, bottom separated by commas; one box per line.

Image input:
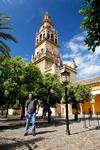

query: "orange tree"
left=62, top=83, right=92, bottom=121
left=0, top=57, right=43, bottom=118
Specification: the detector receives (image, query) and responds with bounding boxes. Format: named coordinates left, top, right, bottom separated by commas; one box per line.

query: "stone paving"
left=0, top=115, right=100, bottom=150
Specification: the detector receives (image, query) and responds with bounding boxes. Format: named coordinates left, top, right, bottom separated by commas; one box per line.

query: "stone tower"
left=32, top=12, right=77, bottom=82
left=32, top=12, right=61, bottom=74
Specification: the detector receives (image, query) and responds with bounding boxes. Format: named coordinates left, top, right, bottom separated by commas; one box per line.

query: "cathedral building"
left=32, top=12, right=100, bottom=116
left=32, top=12, right=77, bottom=83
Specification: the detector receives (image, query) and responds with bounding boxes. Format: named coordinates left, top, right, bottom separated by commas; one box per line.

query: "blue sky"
left=0, top=0, right=100, bottom=80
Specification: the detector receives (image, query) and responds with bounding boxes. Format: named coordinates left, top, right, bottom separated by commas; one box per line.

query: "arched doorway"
left=82, top=100, right=92, bottom=114
left=94, top=94, right=100, bottom=114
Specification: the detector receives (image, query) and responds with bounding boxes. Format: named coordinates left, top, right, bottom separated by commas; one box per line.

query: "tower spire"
left=42, top=11, right=53, bottom=25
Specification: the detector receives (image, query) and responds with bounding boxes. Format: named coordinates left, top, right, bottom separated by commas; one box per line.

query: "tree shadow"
left=0, top=116, right=99, bottom=132
left=0, top=121, right=25, bottom=131
left=71, top=126, right=100, bottom=135
left=29, top=130, right=56, bottom=135
left=0, top=117, right=67, bottom=132
left=96, top=126, right=100, bottom=130
left=0, top=137, right=44, bottom=150
left=0, top=117, right=85, bottom=133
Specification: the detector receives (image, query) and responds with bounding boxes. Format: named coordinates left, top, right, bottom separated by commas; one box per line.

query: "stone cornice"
left=38, top=26, right=56, bottom=35
left=60, top=65, right=77, bottom=74
left=75, top=76, right=100, bottom=86
left=35, top=38, right=59, bottom=48
left=32, top=56, right=54, bottom=64
left=85, top=82, right=100, bottom=88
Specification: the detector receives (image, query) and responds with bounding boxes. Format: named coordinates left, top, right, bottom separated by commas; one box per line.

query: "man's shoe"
left=32, top=133, right=36, bottom=136
left=24, top=133, right=28, bottom=136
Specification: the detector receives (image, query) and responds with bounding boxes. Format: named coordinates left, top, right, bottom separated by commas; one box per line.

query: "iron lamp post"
left=47, top=86, right=53, bottom=123
left=0, top=70, right=3, bottom=96
left=61, top=70, right=70, bottom=135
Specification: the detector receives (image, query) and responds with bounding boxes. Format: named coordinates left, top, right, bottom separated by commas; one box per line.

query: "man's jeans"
left=24, top=113, right=36, bottom=134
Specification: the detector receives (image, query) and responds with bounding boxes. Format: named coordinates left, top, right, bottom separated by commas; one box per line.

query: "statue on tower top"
left=42, top=11, right=53, bottom=25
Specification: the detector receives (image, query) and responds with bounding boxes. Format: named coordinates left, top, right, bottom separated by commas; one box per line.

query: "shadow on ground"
left=0, top=116, right=67, bottom=132
left=71, top=126, right=100, bottom=135
left=0, top=137, right=44, bottom=150
left=0, top=116, right=99, bottom=132
left=0, top=117, right=75, bottom=132
left=29, top=130, right=56, bottom=135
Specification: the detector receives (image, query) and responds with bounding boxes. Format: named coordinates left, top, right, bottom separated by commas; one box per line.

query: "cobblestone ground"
left=0, top=115, right=100, bottom=150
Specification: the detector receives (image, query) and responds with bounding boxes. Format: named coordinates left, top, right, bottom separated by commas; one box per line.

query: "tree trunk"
left=48, top=107, right=51, bottom=123
left=20, top=105, right=25, bottom=120
left=42, top=106, right=47, bottom=118
left=46, top=103, right=51, bottom=123
left=74, top=107, right=78, bottom=121
left=5, top=103, right=9, bottom=118
left=47, top=86, right=52, bottom=123
left=74, top=113, right=78, bottom=121
left=1, top=107, right=4, bottom=116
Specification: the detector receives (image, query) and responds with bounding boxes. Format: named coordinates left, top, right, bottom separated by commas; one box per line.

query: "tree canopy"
left=79, top=0, right=100, bottom=52
left=62, top=83, right=92, bottom=106
left=0, top=57, right=63, bottom=109
left=0, top=57, right=43, bottom=108
left=38, top=74, right=63, bottom=107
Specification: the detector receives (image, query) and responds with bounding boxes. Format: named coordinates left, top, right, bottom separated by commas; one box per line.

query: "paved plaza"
left=0, top=115, right=100, bottom=150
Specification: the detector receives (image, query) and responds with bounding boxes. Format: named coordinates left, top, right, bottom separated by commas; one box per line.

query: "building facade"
left=77, top=76, right=100, bottom=115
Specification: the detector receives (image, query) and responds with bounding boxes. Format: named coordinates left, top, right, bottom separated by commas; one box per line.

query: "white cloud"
left=65, top=41, right=79, bottom=52
left=73, top=35, right=85, bottom=42
left=64, top=32, right=87, bottom=54
left=94, top=46, right=100, bottom=55
left=63, top=60, right=72, bottom=66
left=62, top=53, right=76, bottom=59
left=77, top=65, right=100, bottom=79
left=62, top=32, right=100, bottom=80
left=75, top=55, right=84, bottom=66
left=22, top=56, right=29, bottom=62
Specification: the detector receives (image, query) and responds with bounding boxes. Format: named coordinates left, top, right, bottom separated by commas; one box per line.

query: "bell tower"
left=32, top=12, right=61, bottom=74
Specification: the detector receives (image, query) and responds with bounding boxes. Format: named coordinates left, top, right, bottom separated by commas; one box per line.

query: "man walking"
left=24, top=93, right=39, bottom=136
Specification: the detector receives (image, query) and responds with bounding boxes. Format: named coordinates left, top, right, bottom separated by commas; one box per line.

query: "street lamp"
left=61, top=70, right=70, bottom=135
left=0, top=70, right=2, bottom=76
left=47, top=86, right=53, bottom=123
left=0, top=70, right=3, bottom=96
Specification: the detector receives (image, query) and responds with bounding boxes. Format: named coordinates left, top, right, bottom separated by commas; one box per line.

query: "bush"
left=12, top=103, right=21, bottom=110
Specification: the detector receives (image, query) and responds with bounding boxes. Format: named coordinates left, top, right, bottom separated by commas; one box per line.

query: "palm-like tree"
left=0, top=12, right=17, bottom=57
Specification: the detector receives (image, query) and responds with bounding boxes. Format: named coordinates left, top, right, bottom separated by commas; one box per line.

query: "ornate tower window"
left=55, top=38, right=57, bottom=44
left=47, top=33, right=50, bottom=39
left=37, top=39, right=38, bottom=44
left=51, top=34, right=54, bottom=42
left=40, top=34, right=42, bottom=41
left=43, top=33, right=45, bottom=39
left=41, top=48, right=43, bottom=52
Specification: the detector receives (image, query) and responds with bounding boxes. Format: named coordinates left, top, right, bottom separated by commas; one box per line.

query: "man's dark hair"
left=28, top=92, right=33, bottom=95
